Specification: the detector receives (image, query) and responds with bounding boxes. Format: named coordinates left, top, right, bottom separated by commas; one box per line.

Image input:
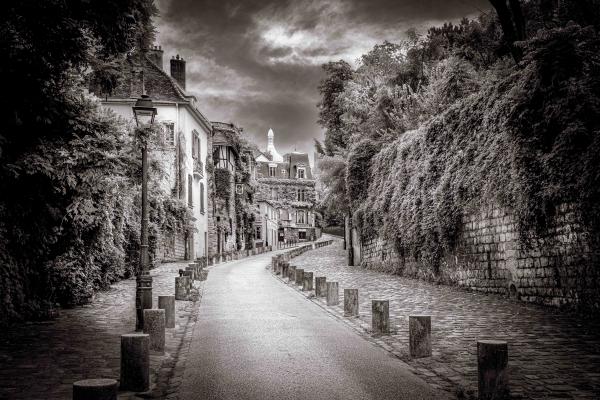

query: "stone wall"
left=155, top=232, right=186, bottom=262
left=358, top=204, right=599, bottom=310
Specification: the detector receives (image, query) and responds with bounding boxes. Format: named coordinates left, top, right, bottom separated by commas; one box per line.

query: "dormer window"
left=298, top=168, right=305, bottom=179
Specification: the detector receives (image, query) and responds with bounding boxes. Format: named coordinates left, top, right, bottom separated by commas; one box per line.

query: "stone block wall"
left=359, top=204, right=599, bottom=309
left=155, top=232, right=185, bottom=262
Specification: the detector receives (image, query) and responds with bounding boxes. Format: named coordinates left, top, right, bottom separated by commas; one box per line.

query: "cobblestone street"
left=285, top=240, right=600, bottom=400
left=0, top=262, right=202, bottom=400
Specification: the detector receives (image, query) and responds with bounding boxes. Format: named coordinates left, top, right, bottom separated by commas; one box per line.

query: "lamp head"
left=133, top=94, right=157, bottom=127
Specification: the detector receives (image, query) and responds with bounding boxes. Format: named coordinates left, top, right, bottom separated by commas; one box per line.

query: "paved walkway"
left=285, top=240, right=600, bottom=399
left=0, top=262, right=201, bottom=400
left=177, top=247, right=441, bottom=400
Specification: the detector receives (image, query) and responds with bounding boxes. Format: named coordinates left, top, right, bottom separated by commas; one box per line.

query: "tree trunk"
left=489, top=0, right=524, bottom=63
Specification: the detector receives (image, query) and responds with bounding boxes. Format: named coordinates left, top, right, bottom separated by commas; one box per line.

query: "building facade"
left=92, top=47, right=210, bottom=261
left=255, top=129, right=319, bottom=244
left=255, top=200, right=278, bottom=248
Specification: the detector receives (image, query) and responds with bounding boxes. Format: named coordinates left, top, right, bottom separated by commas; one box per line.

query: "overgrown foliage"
left=0, top=1, right=180, bottom=323
left=316, top=0, right=600, bottom=276
left=0, top=101, right=192, bottom=320
left=214, top=168, right=232, bottom=207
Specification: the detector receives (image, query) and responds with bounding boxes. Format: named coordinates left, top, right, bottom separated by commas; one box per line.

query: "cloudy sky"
left=155, top=0, right=491, bottom=160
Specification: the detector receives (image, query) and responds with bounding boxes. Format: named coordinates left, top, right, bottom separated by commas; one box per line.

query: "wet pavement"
left=285, top=240, right=600, bottom=400
left=178, top=246, right=441, bottom=400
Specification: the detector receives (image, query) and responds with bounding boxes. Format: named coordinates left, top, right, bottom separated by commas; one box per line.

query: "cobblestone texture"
left=284, top=240, right=600, bottom=400
left=0, top=262, right=202, bottom=400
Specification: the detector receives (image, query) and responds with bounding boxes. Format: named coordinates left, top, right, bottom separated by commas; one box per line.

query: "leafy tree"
left=0, top=1, right=163, bottom=322
left=317, top=61, right=354, bottom=153
left=0, top=0, right=157, bottom=160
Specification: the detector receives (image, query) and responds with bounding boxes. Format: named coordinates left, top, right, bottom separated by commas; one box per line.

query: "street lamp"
left=133, top=94, right=157, bottom=331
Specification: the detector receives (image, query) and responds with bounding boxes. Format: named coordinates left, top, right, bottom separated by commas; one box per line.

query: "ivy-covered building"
left=208, top=122, right=258, bottom=257
left=255, top=129, right=320, bottom=243
left=92, top=46, right=210, bottom=262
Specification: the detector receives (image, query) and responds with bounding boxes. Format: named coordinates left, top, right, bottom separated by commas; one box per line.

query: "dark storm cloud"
left=155, top=0, right=491, bottom=158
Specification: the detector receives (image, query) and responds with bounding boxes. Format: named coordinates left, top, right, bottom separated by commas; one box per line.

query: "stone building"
left=208, top=122, right=240, bottom=256
left=255, top=129, right=319, bottom=243
left=208, top=122, right=258, bottom=256
left=92, top=46, right=210, bottom=261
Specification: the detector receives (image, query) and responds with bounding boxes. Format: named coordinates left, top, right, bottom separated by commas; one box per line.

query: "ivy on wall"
left=214, top=168, right=232, bottom=206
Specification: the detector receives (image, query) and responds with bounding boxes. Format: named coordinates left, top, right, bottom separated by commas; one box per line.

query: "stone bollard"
left=372, top=300, right=389, bottom=334
left=326, top=282, right=339, bottom=306
left=302, top=272, right=313, bottom=291
left=344, top=289, right=359, bottom=317
left=271, top=257, right=278, bottom=273
left=200, top=269, right=208, bottom=281
left=73, top=378, right=118, bottom=400
left=143, top=309, right=165, bottom=353
left=281, top=263, right=289, bottom=279
left=186, top=266, right=196, bottom=281
left=409, top=315, right=432, bottom=358
left=182, top=271, right=193, bottom=290
left=158, top=295, right=175, bottom=329
left=315, top=277, right=327, bottom=297
left=175, top=276, right=189, bottom=300
left=295, top=268, right=304, bottom=286
left=120, top=333, right=149, bottom=392
left=478, top=340, right=509, bottom=400
left=288, top=265, right=296, bottom=282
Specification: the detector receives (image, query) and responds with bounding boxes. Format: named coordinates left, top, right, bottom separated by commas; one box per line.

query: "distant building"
left=255, top=200, right=278, bottom=248
left=255, top=129, right=319, bottom=243
left=92, top=47, right=210, bottom=261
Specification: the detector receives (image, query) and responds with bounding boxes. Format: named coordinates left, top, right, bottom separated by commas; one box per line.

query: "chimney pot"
left=170, top=54, right=186, bottom=89
left=148, top=44, right=164, bottom=70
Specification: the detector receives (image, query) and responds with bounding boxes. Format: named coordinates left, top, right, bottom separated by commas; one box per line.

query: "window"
left=298, top=168, right=305, bottom=179
left=236, top=184, right=243, bottom=195
left=299, top=231, right=307, bottom=240
left=199, top=182, right=205, bottom=212
left=297, top=210, right=305, bottom=224
left=163, top=123, right=175, bottom=146
left=192, top=131, right=201, bottom=159
left=297, top=189, right=305, bottom=201
left=255, top=226, right=262, bottom=238
left=188, top=175, right=193, bottom=207
left=269, top=166, right=276, bottom=177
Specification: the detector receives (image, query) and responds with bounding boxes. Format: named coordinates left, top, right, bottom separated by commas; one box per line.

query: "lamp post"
left=133, top=94, right=157, bottom=331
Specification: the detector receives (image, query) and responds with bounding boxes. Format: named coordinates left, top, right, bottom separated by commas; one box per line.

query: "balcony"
left=193, top=157, right=204, bottom=178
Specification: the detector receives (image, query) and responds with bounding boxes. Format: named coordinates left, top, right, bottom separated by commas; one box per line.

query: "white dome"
left=267, top=128, right=283, bottom=162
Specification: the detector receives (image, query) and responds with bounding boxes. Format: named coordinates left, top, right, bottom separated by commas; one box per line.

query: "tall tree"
left=317, top=61, right=353, bottom=153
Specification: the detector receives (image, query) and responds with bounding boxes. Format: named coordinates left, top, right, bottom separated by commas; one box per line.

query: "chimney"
left=148, top=45, right=163, bottom=70
left=170, top=54, right=186, bottom=89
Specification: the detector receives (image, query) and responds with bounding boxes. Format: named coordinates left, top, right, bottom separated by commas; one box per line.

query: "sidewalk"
left=0, top=262, right=201, bottom=400
left=285, top=240, right=600, bottom=400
